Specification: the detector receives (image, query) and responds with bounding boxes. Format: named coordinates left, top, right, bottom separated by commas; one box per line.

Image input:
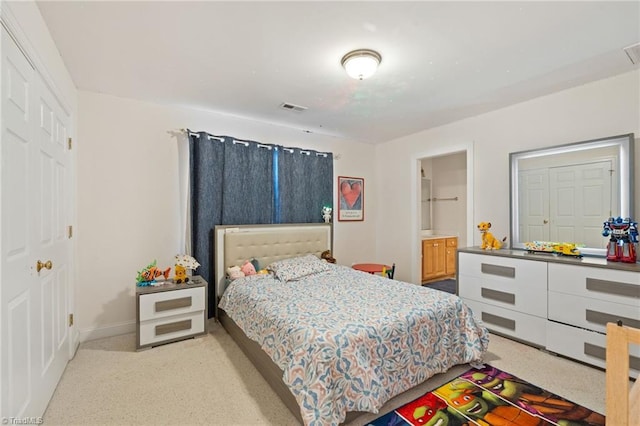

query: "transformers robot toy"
left=602, top=216, right=638, bottom=263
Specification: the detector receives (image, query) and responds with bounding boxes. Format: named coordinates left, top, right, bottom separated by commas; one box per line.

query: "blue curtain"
left=277, top=147, right=333, bottom=223
left=188, top=131, right=332, bottom=318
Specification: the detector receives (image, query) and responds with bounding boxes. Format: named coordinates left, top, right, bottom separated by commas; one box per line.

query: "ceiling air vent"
left=280, top=102, right=308, bottom=112
left=623, top=42, right=640, bottom=65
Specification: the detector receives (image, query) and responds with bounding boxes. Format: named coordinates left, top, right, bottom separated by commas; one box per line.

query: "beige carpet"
left=44, top=321, right=606, bottom=425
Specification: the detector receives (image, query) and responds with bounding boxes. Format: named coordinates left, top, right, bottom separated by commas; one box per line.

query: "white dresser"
left=458, top=248, right=640, bottom=376
left=136, top=276, right=208, bottom=350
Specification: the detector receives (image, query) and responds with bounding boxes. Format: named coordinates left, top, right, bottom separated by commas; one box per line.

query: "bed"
left=214, top=224, right=489, bottom=426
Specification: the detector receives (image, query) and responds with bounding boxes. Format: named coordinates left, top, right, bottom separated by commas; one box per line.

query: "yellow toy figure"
left=173, top=254, right=201, bottom=284
left=174, top=265, right=189, bottom=283
left=477, top=222, right=506, bottom=250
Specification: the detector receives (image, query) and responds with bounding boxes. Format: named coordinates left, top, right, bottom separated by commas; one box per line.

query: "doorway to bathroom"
left=413, top=143, right=474, bottom=289
left=420, top=152, right=468, bottom=245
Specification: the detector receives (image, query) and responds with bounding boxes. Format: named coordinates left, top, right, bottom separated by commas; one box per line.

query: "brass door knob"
left=36, top=260, right=53, bottom=272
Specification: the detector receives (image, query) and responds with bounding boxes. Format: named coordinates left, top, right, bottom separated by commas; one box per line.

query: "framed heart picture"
left=337, top=176, right=364, bottom=221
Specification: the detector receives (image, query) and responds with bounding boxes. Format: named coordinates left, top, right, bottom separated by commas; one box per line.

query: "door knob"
left=543, top=219, right=549, bottom=224
left=36, top=260, right=53, bottom=272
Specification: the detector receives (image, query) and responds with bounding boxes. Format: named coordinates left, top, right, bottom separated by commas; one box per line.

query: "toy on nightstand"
left=602, top=216, right=638, bottom=263
left=136, top=260, right=171, bottom=286
left=477, top=222, right=506, bottom=250
left=173, top=254, right=201, bottom=284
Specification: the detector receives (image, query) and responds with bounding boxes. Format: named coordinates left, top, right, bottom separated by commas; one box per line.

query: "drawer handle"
left=481, top=288, right=515, bottom=304
left=155, top=296, right=192, bottom=312
left=481, top=263, right=515, bottom=278
left=584, top=342, right=640, bottom=371
left=585, top=309, right=640, bottom=329
left=481, top=312, right=516, bottom=331
left=155, top=319, right=192, bottom=336
left=585, top=278, right=640, bottom=299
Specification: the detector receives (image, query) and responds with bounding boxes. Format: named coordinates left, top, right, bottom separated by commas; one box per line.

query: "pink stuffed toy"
left=241, top=260, right=256, bottom=276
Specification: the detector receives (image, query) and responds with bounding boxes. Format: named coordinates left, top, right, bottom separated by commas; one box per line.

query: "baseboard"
left=78, top=320, right=136, bottom=342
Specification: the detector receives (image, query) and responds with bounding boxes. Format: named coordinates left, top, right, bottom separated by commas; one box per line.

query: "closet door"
left=1, top=26, right=72, bottom=418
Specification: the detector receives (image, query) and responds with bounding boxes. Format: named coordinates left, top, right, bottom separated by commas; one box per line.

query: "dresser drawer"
left=549, top=290, right=640, bottom=333
left=139, top=286, right=205, bottom=321
left=458, top=252, right=547, bottom=285
left=458, top=253, right=547, bottom=318
left=139, top=310, right=205, bottom=346
left=548, top=263, right=640, bottom=306
left=462, top=298, right=546, bottom=347
left=546, top=320, right=640, bottom=378
left=459, top=274, right=547, bottom=318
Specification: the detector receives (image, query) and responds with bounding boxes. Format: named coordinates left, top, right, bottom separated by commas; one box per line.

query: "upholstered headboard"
left=213, top=223, right=332, bottom=296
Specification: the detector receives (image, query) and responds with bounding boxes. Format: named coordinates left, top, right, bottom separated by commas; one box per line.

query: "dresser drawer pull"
left=481, top=288, right=515, bottom=304
left=481, top=263, right=515, bottom=278
left=481, top=312, right=516, bottom=331
left=585, top=278, right=640, bottom=299
left=584, top=342, right=640, bottom=371
left=155, top=319, right=192, bottom=336
left=155, top=296, right=192, bottom=312
left=585, top=309, right=640, bottom=329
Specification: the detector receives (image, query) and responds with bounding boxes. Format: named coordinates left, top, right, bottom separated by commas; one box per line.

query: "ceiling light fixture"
left=341, top=49, right=382, bottom=80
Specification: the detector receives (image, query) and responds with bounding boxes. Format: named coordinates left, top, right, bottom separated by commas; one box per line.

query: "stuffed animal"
left=322, top=206, right=333, bottom=223
left=477, top=222, right=506, bottom=250
left=226, top=265, right=245, bottom=280
left=241, top=260, right=256, bottom=276
left=321, top=250, right=336, bottom=264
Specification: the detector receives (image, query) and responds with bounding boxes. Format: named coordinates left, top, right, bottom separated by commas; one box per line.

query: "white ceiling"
left=37, top=1, right=640, bottom=144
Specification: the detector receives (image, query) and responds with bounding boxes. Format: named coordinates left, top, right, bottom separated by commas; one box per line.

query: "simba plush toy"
left=226, top=265, right=245, bottom=280
left=477, top=222, right=506, bottom=250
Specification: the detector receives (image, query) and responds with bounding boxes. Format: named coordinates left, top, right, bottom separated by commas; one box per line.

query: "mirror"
left=421, top=177, right=432, bottom=231
left=510, top=133, right=634, bottom=256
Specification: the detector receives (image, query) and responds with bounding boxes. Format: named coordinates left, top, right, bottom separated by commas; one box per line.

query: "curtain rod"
left=179, top=128, right=338, bottom=159
left=428, top=196, right=459, bottom=202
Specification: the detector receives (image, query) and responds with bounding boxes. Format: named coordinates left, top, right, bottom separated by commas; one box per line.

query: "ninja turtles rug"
left=368, top=365, right=605, bottom=426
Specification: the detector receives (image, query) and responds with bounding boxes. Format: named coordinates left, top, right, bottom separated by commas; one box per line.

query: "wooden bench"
left=606, top=322, right=640, bottom=426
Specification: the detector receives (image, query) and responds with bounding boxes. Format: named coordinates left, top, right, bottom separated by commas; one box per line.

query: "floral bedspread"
left=218, top=264, right=489, bottom=426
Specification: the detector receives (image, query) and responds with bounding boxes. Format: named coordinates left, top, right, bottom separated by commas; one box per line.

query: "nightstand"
left=136, top=276, right=208, bottom=350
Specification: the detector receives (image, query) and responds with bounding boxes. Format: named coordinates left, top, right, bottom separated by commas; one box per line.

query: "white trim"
left=78, top=321, right=136, bottom=343
left=409, top=142, right=474, bottom=284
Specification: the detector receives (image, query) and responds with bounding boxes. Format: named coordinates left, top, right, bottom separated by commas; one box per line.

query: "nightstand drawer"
left=139, top=311, right=205, bottom=346
left=139, top=286, right=205, bottom=321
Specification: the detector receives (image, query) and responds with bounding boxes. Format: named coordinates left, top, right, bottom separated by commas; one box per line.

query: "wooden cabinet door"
left=445, top=237, right=458, bottom=275
left=422, top=239, right=446, bottom=281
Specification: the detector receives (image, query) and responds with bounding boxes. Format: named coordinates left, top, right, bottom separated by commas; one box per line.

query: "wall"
left=76, top=91, right=376, bottom=340
left=431, top=152, right=467, bottom=245
left=375, top=70, right=640, bottom=284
